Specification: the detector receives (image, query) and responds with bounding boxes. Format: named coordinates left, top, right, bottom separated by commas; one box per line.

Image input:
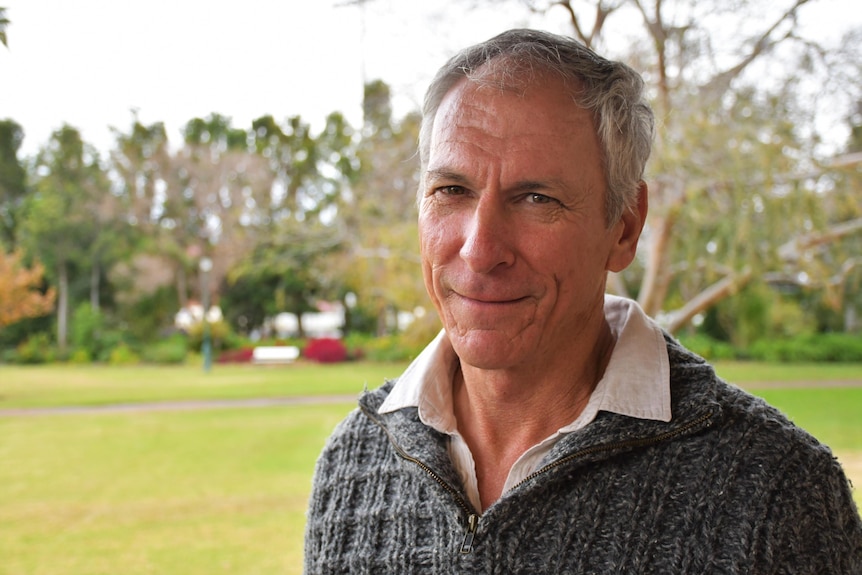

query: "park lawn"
left=0, top=403, right=355, bottom=575
left=0, top=386, right=860, bottom=575
left=0, top=362, right=409, bottom=409
left=1, top=360, right=860, bottom=410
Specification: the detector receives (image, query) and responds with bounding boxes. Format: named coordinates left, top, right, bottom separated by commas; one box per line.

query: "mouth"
left=453, top=292, right=530, bottom=305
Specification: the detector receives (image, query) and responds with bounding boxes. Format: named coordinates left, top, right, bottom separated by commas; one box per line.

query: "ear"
left=607, top=181, right=648, bottom=273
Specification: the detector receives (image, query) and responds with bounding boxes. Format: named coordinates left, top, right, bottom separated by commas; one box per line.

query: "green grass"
left=1, top=360, right=859, bottom=410
left=751, top=387, right=862, bottom=451
left=713, top=361, right=862, bottom=384
left=0, top=362, right=408, bottom=409
left=0, top=403, right=355, bottom=575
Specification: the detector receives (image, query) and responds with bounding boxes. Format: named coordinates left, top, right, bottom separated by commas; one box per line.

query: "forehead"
left=428, top=71, right=601, bottom=171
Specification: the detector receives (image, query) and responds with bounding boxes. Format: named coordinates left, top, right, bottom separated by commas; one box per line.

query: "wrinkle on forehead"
left=432, top=80, right=595, bottom=156
left=465, top=58, right=582, bottom=102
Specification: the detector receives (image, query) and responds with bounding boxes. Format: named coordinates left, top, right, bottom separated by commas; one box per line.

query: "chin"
left=448, top=329, right=529, bottom=371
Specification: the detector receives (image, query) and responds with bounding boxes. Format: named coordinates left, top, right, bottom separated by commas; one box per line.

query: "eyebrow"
left=424, top=169, right=471, bottom=186
left=424, top=168, right=570, bottom=195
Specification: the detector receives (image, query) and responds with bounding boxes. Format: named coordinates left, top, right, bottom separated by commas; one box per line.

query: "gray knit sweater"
left=304, top=337, right=862, bottom=573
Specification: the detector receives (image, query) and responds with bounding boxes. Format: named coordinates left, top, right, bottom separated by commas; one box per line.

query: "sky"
left=0, top=0, right=556, bottom=157
left=1, top=0, right=859, bottom=158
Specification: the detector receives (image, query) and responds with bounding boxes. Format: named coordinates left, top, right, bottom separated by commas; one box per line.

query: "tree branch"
left=701, top=0, right=813, bottom=99
left=663, top=268, right=753, bottom=333
left=778, top=217, right=862, bottom=261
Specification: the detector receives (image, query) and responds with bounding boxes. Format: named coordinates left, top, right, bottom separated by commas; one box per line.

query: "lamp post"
left=200, top=257, right=213, bottom=373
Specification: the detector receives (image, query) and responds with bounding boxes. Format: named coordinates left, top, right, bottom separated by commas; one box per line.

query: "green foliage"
left=227, top=221, right=347, bottom=336
left=13, top=332, right=55, bottom=364
left=344, top=313, right=440, bottom=363
left=185, top=319, right=232, bottom=352
left=0, top=313, right=52, bottom=350
left=676, top=333, right=737, bottom=361
left=121, top=285, right=179, bottom=342
left=139, top=334, right=189, bottom=364
left=107, top=342, right=140, bottom=366
left=748, top=333, right=862, bottom=363
left=680, top=330, right=862, bottom=363
left=0, top=118, right=27, bottom=247
left=67, top=348, right=91, bottom=364
left=70, top=303, right=123, bottom=362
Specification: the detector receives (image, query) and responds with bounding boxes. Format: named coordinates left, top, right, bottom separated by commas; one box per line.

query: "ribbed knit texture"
left=304, top=336, right=862, bottom=574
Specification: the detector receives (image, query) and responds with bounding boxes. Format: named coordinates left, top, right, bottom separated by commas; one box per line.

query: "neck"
left=452, top=320, right=616, bottom=510
left=456, top=321, right=614, bottom=437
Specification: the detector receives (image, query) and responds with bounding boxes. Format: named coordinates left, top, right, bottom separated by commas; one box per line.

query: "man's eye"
left=527, top=193, right=555, bottom=204
left=438, top=185, right=466, bottom=195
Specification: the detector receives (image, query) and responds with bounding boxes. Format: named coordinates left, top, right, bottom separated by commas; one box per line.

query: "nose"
left=459, top=195, right=515, bottom=273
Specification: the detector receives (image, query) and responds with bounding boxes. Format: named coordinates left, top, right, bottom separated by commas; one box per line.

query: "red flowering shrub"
left=303, top=338, right=348, bottom=363
left=216, top=347, right=255, bottom=364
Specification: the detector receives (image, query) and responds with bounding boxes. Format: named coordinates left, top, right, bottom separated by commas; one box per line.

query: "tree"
left=227, top=220, right=346, bottom=337
left=335, top=81, right=428, bottom=334
left=21, top=125, right=111, bottom=351
left=0, top=249, right=55, bottom=328
left=506, top=0, right=862, bottom=333
left=0, top=119, right=27, bottom=248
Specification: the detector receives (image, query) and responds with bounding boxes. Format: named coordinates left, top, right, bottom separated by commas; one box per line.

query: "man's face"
left=418, top=72, right=641, bottom=372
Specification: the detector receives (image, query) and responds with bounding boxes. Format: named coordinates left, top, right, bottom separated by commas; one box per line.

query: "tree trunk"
left=90, top=260, right=100, bottom=311
left=638, top=213, right=674, bottom=317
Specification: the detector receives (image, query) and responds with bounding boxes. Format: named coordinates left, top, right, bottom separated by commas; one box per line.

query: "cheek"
left=418, top=214, right=447, bottom=293
left=419, top=212, right=461, bottom=263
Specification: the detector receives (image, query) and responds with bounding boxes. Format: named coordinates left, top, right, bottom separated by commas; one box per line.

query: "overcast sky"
left=0, top=0, right=558, bottom=157
left=1, top=0, right=858, bottom=158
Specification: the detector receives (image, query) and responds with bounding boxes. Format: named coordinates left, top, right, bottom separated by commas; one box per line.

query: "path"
left=0, top=394, right=360, bottom=417
left=2, top=380, right=860, bottom=418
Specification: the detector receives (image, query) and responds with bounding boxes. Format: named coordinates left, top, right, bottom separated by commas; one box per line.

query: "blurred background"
left=0, top=0, right=860, bottom=361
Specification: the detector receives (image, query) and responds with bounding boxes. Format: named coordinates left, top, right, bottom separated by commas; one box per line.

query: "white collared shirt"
left=378, top=295, right=672, bottom=511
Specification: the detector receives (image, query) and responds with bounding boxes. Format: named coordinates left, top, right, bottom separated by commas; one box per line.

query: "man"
left=304, top=29, right=862, bottom=573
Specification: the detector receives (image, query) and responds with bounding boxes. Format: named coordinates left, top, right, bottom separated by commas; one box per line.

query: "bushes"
left=748, top=333, right=862, bottom=363
left=676, top=333, right=737, bottom=361
left=12, top=333, right=56, bottom=364
left=678, top=332, right=862, bottom=363
left=70, top=304, right=125, bottom=362
left=139, top=334, right=189, bottom=364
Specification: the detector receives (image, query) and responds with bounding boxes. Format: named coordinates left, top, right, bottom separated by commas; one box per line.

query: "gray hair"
left=418, top=28, right=655, bottom=225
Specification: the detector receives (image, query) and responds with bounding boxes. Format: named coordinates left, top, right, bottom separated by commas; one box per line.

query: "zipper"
left=513, top=410, right=715, bottom=492
left=460, top=513, right=479, bottom=554
left=360, top=404, right=480, bottom=552
left=362, top=403, right=714, bottom=555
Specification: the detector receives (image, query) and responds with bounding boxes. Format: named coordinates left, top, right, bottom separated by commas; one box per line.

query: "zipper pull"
left=460, top=513, right=479, bottom=554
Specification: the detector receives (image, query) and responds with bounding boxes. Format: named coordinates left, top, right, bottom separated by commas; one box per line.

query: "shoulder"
left=664, top=334, right=861, bottom=568
left=664, top=332, right=856, bottom=510
left=318, top=379, right=397, bottom=453
left=664, top=333, right=825, bottom=451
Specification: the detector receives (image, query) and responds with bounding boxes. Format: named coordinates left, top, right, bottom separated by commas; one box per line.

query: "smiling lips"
left=451, top=290, right=532, bottom=306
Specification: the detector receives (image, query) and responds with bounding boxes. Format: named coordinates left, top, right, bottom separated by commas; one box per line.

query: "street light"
left=200, top=257, right=213, bottom=373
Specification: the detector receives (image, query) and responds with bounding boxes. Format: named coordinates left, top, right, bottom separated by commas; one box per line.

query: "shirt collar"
left=378, top=295, right=672, bottom=428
